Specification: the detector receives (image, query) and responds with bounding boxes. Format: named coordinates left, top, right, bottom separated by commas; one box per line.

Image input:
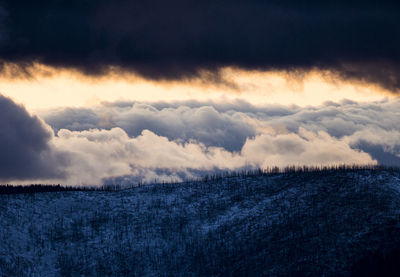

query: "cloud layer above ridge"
left=36, top=98, right=400, bottom=185
left=3, top=94, right=400, bottom=185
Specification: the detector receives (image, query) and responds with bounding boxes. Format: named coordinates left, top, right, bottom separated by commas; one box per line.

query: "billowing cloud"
left=51, top=127, right=373, bottom=186
left=43, top=102, right=256, bottom=151
left=41, top=98, right=400, bottom=163
left=4, top=94, right=400, bottom=186
left=0, top=95, right=66, bottom=181
left=0, top=1, right=399, bottom=91
left=40, top=98, right=400, bottom=185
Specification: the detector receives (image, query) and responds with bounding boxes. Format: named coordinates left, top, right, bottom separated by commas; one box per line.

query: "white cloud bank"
left=10, top=97, right=400, bottom=185
left=50, top=126, right=373, bottom=186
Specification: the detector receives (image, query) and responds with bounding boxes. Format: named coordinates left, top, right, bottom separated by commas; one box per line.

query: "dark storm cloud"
left=0, top=0, right=400, bottom=90
left=0, top=95, right=65, bottom=181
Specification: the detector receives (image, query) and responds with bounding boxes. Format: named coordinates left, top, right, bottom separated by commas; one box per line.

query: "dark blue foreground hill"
left=1, top=168, right=400, bottom=276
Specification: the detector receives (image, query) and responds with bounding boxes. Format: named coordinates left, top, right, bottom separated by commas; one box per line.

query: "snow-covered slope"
left=1, top=169, right=400, bottom=276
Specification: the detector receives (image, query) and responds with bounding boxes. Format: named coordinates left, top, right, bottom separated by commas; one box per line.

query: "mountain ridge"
left=1, top=168, right=400, bottom=276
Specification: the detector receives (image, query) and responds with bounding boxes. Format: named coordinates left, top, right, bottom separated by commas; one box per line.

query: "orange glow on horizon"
left=0, top=63, right=394, bottom=111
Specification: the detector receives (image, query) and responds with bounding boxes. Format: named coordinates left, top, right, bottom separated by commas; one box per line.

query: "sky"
left=0, top=0, right=399, bottom=185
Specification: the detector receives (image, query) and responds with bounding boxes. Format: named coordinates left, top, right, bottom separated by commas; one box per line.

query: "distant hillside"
left=1, top=168, right=400, bottom=276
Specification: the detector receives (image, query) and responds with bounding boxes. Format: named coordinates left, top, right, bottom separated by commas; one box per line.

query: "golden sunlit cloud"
left=0, top=63, right=393, bottom=111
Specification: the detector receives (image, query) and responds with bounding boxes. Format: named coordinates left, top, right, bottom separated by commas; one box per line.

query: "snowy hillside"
left=1, top=168, right=400, bottom=276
